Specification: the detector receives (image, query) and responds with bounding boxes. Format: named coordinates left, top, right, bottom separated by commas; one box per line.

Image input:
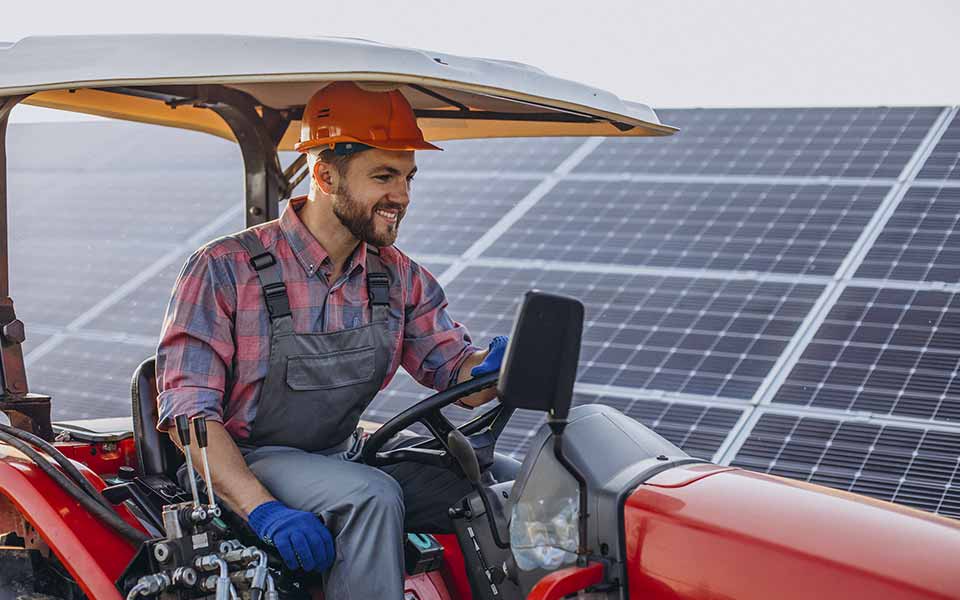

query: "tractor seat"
left=131, top=356, right=184, bottom=480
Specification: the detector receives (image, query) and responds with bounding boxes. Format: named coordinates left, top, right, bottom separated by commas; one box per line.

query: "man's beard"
left=332, top=182, right=404, bottom=247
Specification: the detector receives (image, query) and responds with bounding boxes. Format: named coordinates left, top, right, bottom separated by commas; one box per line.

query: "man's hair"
left=307, top=148, right=358, bottom=182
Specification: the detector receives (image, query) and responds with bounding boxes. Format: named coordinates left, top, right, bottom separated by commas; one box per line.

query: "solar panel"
left=9, top=170, right=241, bottom=244
left=485, top=181, right=888, bottom=275
left=916, top=112, right=960, bottom=180
left=9, top=107, right=960, bottom=522
left=6, top=120, right=240, bottom=172
left=27, top=337, right=154, bottom=420
left=394, top=176, right=539, bottom=256
left=731, top=412, right=960, bottom=518
left=855, top=186, right=960, bottom=283
left=576, top=107, right=941, bottom=178
left=11, top=240, right=171, bottom=327
left=444, top=266, right=822, bottom=400
left=772, top=286, right=960, bottom=423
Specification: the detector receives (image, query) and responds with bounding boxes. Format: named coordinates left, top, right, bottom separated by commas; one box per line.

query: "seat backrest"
left=131, top=356, right=183, bottom=479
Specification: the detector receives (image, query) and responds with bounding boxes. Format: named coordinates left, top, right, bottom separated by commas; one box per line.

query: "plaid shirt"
left=156, top=196, right=478, bottom=441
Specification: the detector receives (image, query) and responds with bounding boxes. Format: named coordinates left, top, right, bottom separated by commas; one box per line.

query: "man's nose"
left=389, top=180, right=411, bottom=206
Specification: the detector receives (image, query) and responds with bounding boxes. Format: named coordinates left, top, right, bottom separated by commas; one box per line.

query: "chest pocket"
left=285, top=347, right=376, bottom=391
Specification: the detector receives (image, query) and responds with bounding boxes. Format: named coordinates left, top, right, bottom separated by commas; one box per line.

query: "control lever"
left=447, top=429, right=510, bottom=549
left=175, top=415, right=203, bottom=512
left=447, top=429, right=482, bottom=484
left=192, top=416, right=221, bottom=517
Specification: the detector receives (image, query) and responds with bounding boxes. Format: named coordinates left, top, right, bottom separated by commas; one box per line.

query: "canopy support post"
left=0, top=95, right=53, bottom=441
left=203, top=87, right=291, bottom=227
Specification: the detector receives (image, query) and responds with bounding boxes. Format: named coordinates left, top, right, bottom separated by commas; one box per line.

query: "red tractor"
left=0, top=35, right=958, bottom=600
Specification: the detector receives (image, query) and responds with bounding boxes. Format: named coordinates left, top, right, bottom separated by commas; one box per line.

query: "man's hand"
left=470, top=336, right=508, bottom=377
left=248, top=501, right=336, bottom=572
left=456, top=336, right=509, bottom=408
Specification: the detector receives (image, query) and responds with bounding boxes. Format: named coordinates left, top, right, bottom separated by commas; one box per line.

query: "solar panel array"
left=8, top=103, right=960, bottom=520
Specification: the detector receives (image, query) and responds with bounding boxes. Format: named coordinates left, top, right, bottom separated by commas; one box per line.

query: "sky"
left=3, top=0, right=959, bottom=122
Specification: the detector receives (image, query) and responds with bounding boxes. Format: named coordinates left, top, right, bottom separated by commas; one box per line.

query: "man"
left=156, top=81, right=515, bottom=598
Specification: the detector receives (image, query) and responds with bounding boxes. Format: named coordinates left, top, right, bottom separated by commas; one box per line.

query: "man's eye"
left=374, top=175, right=391, bottom=182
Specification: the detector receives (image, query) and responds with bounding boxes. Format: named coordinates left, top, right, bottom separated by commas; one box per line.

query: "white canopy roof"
left=0, top=35, right=675, bottom=148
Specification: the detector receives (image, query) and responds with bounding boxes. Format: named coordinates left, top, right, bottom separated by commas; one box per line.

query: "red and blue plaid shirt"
left=156, top=196, right=478, bottom=441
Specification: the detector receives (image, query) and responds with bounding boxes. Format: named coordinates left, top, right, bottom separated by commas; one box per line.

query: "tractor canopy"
left=0, top=34, right=676, bottom=146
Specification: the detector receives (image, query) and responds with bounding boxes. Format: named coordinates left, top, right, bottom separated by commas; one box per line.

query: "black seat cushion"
left=131, top=356, right=183, bottom=479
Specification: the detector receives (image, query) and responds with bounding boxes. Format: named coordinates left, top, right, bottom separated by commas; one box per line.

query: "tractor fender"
left=623, top=464, right=960, bottom=600
left=0, top=446, right=141, bottom=599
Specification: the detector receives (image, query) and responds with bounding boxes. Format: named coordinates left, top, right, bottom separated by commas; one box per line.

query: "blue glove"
left=471, top=336, right=509, bottom=377
left=248, top=501, right=335, bottom=573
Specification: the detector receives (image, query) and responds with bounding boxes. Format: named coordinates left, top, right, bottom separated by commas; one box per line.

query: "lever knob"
left=192, top=416, right=208, bottom=448
left=175, top=415, right=191, bottom=446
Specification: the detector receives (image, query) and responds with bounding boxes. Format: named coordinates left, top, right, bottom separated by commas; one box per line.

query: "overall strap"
left=364, top=245, right=391, bottom=322
left=229, top=230, right=293, bottom=327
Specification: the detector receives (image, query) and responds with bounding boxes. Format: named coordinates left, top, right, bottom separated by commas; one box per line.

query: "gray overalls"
left=222, top=230, right=519, bottom=599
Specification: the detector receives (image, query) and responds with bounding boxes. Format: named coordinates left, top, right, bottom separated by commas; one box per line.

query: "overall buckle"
left=262, top=282, right=291, bottom=318
left=367, top=273, right=390, bottom=305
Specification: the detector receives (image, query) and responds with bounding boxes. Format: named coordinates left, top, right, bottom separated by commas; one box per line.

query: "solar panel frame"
left=443, top=265, right=823, bottom=401
left=916, top=110, right=960, bottom=181
left=576, top=107, right=943, bottom=179
left=854, top=186, right=960, bottom=283
left=730, top=410, right=960, bottom=518
left=484, top=180, right=889, bottom=275
left=771, top=286, right=960, bottom=424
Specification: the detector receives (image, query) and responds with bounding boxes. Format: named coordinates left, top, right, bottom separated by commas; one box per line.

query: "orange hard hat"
left=295, top=82, right=441, bottom=154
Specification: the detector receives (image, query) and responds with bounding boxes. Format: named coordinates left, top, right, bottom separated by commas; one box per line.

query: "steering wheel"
left=359, top=372, right=514, bottom=468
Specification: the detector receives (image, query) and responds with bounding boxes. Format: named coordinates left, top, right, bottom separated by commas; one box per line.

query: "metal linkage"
left=0, top=94, right=53, bottom=440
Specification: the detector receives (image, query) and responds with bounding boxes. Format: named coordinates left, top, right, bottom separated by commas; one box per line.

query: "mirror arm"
left=549, top=416, right=590, bottom=567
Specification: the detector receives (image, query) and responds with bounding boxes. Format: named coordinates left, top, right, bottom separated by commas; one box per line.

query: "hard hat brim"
left=295, top=137, right=442, bottom=153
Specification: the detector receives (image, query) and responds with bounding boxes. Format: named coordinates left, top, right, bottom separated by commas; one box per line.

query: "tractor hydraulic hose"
left=0, top=423, right=113, bottom=512
left=0, top=429, right=149, bottom=545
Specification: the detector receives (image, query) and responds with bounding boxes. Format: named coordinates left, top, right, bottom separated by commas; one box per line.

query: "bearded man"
left=155, top=82, right=516, bottom=599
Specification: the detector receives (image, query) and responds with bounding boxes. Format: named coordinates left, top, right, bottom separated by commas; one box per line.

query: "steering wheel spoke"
left=421, top=409, right=456, bottom=442
left=360, top=372, right=513, bottom=467
left=376, top=446, right=450, bottom=468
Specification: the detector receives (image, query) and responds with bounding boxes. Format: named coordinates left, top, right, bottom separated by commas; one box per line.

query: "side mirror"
left=497, top=291, right=584, bottom=421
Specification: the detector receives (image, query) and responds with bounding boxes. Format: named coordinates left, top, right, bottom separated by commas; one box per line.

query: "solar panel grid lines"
left=771, top=286, right=960, bottom=424
left=442, top=265, right=822, bottom=401
left=576, top=107, right=944, bottom=179
left=835, top=107, right=959, bottom=282
left=22, top=203, right=243, bottom=366
left=916, top=107, right=960, bottom=181
left=461, top=256, right=836, bottom=287
left=393, top=176, right=540, bottom=256
left=740, top=105, right=959, bottom=411
left=484, top=180, right=888, bottom=276
left=436, top=137, right=604, bottom=287
left=728, top=409, right=960, bottom=518
left=855, top=186, right=960, bottom=283
left=27, top=336, right=157, bottom=420
left=565, top=171, right=898, bottom=188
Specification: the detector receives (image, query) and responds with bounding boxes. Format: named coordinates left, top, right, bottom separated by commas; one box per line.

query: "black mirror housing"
left=497, top=291, right=584, bottom=420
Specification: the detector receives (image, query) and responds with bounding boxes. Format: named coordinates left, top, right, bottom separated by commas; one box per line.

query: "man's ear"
left=312, top=160, right=336, bottom=194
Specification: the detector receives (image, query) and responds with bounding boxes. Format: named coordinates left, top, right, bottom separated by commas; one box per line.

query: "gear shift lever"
left=175, top=414, right=203, bottom=512
left=192, top=416, right=221, bottom=518
left=447, top=429, right=509, bottom=549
